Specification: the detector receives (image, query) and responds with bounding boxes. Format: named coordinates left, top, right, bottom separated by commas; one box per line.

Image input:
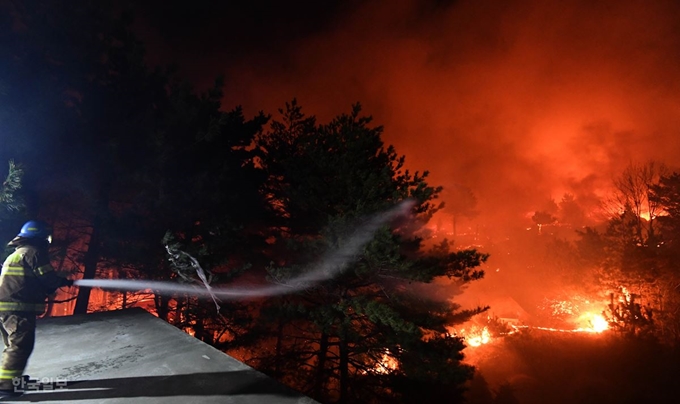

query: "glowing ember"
left=452, top=326, right=492, bottom=347
left=452, top=294, right=611, bottom=350
left=539, top=294, right=612, bottom=333
left=370, top=349, right=398, bottom=374
left=467, top=327, right=491, bottom=347
left=511, top=312, right=609, bottom=334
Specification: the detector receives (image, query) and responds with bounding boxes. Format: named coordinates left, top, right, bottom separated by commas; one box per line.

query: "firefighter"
left=0, top=220, right=72, bottom=398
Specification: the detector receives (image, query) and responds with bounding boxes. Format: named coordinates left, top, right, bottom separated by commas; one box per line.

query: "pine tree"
left=649, top=171, right=680, bottom=343
left=0, top=160, right=24, bottom=218
left=1, top=2, right=271, bottom=320
left=0, top=160, right=26, bottom=260
left=574, top=165, right=680, bottom=344
left=247, top=101, right=488, bottom=403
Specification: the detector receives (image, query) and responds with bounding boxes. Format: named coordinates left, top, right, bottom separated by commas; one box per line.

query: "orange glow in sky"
left=186, top=0, right=680, bottom=229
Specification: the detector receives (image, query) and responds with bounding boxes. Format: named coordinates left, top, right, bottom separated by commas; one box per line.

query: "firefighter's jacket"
left=0, top=242, right=66, bottom=313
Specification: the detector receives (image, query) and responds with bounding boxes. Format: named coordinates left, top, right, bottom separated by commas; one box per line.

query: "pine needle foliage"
left=0, top=160, right=24, bottom=216
left=248, top=101, right=489, bottom=403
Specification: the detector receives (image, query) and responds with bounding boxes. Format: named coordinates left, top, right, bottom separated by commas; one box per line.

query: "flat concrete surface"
left=1, top=308, right=317, bottom=403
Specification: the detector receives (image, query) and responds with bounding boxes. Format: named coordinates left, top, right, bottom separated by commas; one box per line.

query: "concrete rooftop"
left=2, top=308, right=317, bottom=403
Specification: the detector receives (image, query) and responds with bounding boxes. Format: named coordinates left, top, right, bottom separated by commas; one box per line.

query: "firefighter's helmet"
left=18, top=220, right=52, bottom=240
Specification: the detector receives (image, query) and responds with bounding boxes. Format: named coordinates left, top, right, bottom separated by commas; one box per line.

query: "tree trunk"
left=313, top=331, right=329, bottom=399
left=73, top=174, right=111, bottom=315
left=155, top=293, right=170, bottom=321
left=175, top=297, right=184, bottom=326
left=73, top=216, right=103, bottom=314
left=339, top=337, right=349, bottom=404
left=194, top=313, right=208, bottom=343
left=274, top=319, right=284, bottom=378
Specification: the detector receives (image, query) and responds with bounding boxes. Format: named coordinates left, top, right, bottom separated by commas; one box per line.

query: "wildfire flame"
left=450, top=294, right=612, bottom=353
left=539, top=294, right=612, bottom=334
left=450, top=325, right=492, bottom=347
left=370, top=349, right=398, bottom=374
left=466, top=327, right=491, bottom=347
left=581, top=312, right=609, bottom=333
left=511, top=312, right=609, bottom=334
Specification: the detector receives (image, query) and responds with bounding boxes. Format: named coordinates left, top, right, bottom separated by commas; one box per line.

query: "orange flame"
left=370, top=349, right=398, bottom=374
left=450, top=326, right=492, bottom=347
left=466, top=327, right=491, bottom=347
left=512, top=312, right=609, bottom=334
left=581, top=312, right=609, bottom=333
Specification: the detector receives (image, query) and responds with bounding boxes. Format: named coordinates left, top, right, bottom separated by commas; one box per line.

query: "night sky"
left=131, top=0, right=680, bottom=230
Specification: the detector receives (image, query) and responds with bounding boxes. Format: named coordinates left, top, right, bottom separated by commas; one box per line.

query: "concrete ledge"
left=1, top=308, right=317, bottom=404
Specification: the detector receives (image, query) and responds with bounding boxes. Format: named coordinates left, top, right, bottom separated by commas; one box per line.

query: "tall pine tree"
left=247, top=101, right=488, bottom=403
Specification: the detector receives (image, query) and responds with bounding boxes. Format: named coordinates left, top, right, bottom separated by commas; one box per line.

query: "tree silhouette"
left=558, top=193, right=586, bottom=228
left=443, top=184, right=479, bottom=237
left=0, top=160, right=26, bottom=260
left=247, top=101, right=488, bottom=403
left=532, top=210, right=556, bottom=235
left=575, top=165, right=680, bottom=344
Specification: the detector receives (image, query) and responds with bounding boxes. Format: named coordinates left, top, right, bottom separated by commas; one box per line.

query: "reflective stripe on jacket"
left=0, top=244, right=63, bottom=313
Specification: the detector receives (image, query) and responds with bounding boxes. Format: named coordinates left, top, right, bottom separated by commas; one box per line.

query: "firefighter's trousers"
left=0, top=313, right=35, bottom=390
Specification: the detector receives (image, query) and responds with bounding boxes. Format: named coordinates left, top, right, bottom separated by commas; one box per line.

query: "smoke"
left=131, top=0, right=680, bottom=330
left=207, top=0, right=680, bottom=227
left=75, top=200, right=415, bottom=300
left=128, top=7, right=680, bottom=398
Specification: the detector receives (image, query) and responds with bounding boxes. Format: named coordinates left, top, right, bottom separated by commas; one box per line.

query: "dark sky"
left=129, top=0, right=351, bottom=86
left=129, top=0, right=680, bottom=231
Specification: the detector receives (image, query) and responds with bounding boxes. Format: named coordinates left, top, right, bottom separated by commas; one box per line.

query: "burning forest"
left=426, top=161, right=680, bottom=403
left=2, top=0, right=680, bottom=403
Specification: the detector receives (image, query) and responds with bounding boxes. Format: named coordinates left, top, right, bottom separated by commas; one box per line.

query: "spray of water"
left=74, top=200, right=416, bottom=300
